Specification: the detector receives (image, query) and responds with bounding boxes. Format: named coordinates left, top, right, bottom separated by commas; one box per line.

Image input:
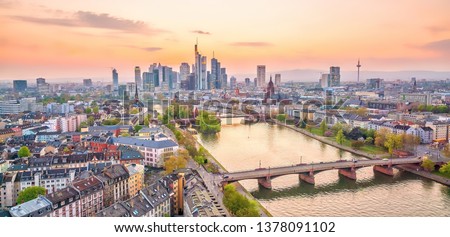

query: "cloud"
left=191, top=30, right=211, bottom=35
left=122, top=45, right=163, bottom=52
left=9, top=11, right=165, bottom=34
left=0, top=0, right=15, bottom=8
left=142, top=47, right=162, bottom=52
left=230, top=42, right=273, bottom=47
left=11, top=15, right=77, bottom=27
left=426, top=25, right=450, bottom=35
left=423, top=39, right=450, bottom=55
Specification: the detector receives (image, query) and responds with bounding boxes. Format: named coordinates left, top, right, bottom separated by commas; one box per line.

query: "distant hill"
left=235, top=69, right=450, bottom=82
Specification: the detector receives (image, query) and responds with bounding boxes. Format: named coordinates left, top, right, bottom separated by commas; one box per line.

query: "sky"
left=1, top=0, right=450, bottom=81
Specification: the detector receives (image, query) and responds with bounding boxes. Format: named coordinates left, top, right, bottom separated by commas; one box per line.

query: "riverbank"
left=397, top=164, right=450, bottom=187
left=274, top=121, right=388, bottom=159
left=192, top=133, right=273, bottom=217
left=172, top=126, right=272, bottom=217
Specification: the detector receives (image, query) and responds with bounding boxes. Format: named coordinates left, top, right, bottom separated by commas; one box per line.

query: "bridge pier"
left=373, top=165, right=394, bottom=176
left=338, top=167, right=357, bottom=180
left=258, top=177, right=272, bottom=189
left=299, top=171, right=315, bottom=185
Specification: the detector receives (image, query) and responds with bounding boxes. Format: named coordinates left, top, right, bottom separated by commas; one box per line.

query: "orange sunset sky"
left=1, top=0, right=450, bottom=81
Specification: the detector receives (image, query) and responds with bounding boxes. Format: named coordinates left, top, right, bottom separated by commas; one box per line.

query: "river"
left=197, top=119, right=450, bottom=217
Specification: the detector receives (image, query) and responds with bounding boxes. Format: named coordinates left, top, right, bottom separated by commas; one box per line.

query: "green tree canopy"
left=439, top=162, right=450, bottom=175
left=319, top=120, right=327, bottom=135
left=223, top=184, right=259, bottom=217
left=134, top=125, right=143, bottom=133
left=85, top=107, right=92, bottom=114
left=421, top=158, right=435, bottom=172
left=16, top=186, right=46, bottom=204
left=92, top=106, right=99, bottom=114
left=18, top=146, right=31, bottom=158
left=336, top=129, right=345, bottom=145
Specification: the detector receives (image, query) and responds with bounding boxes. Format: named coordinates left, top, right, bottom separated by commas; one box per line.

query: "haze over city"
left=1, top=0, right=450, bottom=81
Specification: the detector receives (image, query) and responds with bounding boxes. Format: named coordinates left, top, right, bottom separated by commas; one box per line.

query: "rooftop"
left=112, top=137, right=178, bottom=149
left=9, top=196, right=53, bottom=217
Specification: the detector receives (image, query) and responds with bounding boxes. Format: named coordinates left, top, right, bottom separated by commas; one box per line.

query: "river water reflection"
left=197, top=120, right=450, bottom=216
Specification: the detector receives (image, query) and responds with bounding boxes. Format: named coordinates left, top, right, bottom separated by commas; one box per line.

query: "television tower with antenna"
left=356, top=58, right=361, bottom=82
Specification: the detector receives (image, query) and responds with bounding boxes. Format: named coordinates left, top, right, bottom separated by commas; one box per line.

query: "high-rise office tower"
left=134, top=66, right=141, bottom=89
left=83, top=79, right=92, bottom=87
left=112, top=68, right=119, bottom=91
left=210, top=53, right=222, bottom=89
left=194, top=41, right=204, bottom=90
left=220, top=68, right=227, bottom=89
left=230, top=76, right=237, bottom=89
left=257, top=65, right=266, bottom=87
left=320, top=73, right=330, bottom=88
left=245, top=78, right=250, bottom=87
left=329, top=66, right=340, bottom=87
left=275, top=74, right=281, bottom=86
left=201, top=56, right=207, bottom=90
left=142, top=72, right=154, bottom=91
left=179, top=63, right=190, bottom=82
left=13, top=80, right=27, bottom=92
left=254, top=78, right=257, bottom=87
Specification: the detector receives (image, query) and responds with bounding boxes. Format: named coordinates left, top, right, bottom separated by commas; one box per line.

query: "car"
left=382, top=158, right=389, bottom=161
left=223, top=175, right=229, bottom=179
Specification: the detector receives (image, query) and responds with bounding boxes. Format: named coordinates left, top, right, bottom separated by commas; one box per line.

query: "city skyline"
left=1, top=0, right=450, bottom=80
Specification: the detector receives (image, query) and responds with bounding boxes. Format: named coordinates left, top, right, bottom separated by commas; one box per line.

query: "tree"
left=92, top=106, right=99, bottom=114
left=18, top=146, right=31, bottom=158
left=164, top=155, right=187, bottom=174
left=331, top=122, right=343, bottom=135
left=351, top=140, right=364, bottom=149
left=134, top=125, right=143, bottom=133
left=365, top=137, right=374, bottom=145
left=384, top=133, right=402, bottom=156
left=85, top=107, right=92, bottom=114
left=16, top=186, right=46, bottom=204
left=439, top=162, right=450, bottom=175
left=196, top=111, right=221, bottom=134
left=276, top=114, right=286, bottom=123
left=63, top=147, right=71, bottom=154
left=336, top=129, right=345, bottom=145
left=319, top=120, right=327, bottom=135
left=144, top=116, right=150, bottom=126
left=130, top=108, right=139, bottom=114
left=223, top=184, right=259, bottom=217
left=87, top=116, right=95, bottom=126
left=305, top=124, right=313, bottom=132
left=421, top=158, right=435, bottom=172
left=374, top=128, right=390, bottom=147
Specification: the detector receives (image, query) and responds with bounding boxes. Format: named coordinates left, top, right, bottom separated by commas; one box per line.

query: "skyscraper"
left=329, top=66, right=340, bottom=87
left=221, top=68, right=228, bottom=89
left=230, top=76, right=237, bottom=89
left=201, top=56, right=207, bottom=90
left=13, top=80, right=27, bottom=92
left=194, top=41, right=203, bottom=90
left=142, top=72, right=154, bottom=91
left=134, top=66, right=141, bottom=89
left=112, top=68, right=118, bottom=91
left=320, top=73, right=330, bottom=88
left=245, top=78, right=250, bottom=87
left=83, top=79, right=92, bottom=87
left=257, top=65, right=266, bottom=87
left=179, top=63, right=190, bottom=83
left=210, top=53, right=223, bottom=89
left=274, top=74, right=281, bottom=86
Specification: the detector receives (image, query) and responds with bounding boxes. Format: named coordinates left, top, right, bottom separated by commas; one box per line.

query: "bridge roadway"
left=222, top=157, right=423, bottom=189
